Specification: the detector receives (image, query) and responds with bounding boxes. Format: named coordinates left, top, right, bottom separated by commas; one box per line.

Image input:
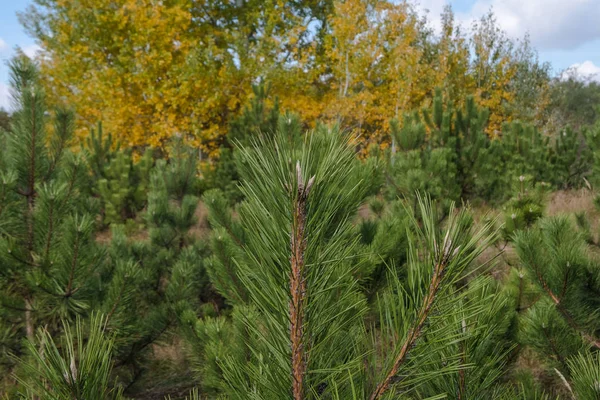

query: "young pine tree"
left=0, top=56, right=105, bottom=378
left=478, top=121, right=552, bottom=203
left=501, top=175, right=548, bottom=240
left=85, top=121, right=120, bottom=183
left=422, top=88, right=491, bottom=200
left=181, top=125, right=500, bottom=399
left=386, top=89, right=493, bottom=205
left=550, top=127, right=591, bottom=189
left=12, top=314, right=124, bottom=400
left=514, top=215, right=600, bottom=396
left=104, top=138, right=209, bottom=390
left=386, top=113, right=459, bottom=211
left=96, top=148, right=153, bottom=227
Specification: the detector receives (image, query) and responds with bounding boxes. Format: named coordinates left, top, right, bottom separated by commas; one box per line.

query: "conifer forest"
left=3, top=1, right=600, bottom=399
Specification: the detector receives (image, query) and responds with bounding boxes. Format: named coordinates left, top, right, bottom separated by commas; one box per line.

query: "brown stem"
left=370, top=258, right=448, bottom=400
left=289, top=163, right=314, bottom=400
left=457, top=360, right=466, bottom=399
left=26, top=194, right=35, bottom=257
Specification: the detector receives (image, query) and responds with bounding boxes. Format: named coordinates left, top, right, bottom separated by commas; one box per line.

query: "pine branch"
left=554, top=368, right=575, bottom=399
left=369, top=254, right=450, bottom=400
left=0, top=301, right=34, bottom=313
left=369, top=196, right=497, bottom=399
left=531, top=264, right=600, bottom=349
left=46, top=108, right=73, bottom=180
left=62, top=158, right=81, bottom=203
left=541, top=325, right=567, bottom=371
left=457, top=319, right=467, bottom=400
left=567, top=352, right=600, bottom=398
left=6, top=249, right=39, bottom=268
left=515, top=217, right=600, bottom=350
left=13, top=314, right=123, bottom=400
left=289, top=162, right=314, bottom=400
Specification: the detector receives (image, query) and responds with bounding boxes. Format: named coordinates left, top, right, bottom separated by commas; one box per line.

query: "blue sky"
left=0, top=0, right=38, bottom=110
left=1, top=0, right=600, bottom=110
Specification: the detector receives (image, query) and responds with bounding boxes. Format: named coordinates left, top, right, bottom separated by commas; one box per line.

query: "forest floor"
left=546, top=188, right=598, bottom=218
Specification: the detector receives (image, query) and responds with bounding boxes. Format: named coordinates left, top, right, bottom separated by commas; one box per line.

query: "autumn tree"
left=508, top=36, right=552, bottom=126
left=432, top=5, right=472, bottom=106
left=20, top=0, right=202, bottom=148
left=19, top=1, right=551, bottom=155
left=318, top=0, right=427, bottom=147
left=469, top=11, right=517, bottom=136
left=202, top=83, right=282, bottom=204
left=19, top=0, right=333, bottom=153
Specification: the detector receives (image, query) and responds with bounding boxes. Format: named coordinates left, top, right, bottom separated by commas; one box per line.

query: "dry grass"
left=512, top=348, right=571, bottom=398
left=546, top=188, right=600, bottom=242
left=130, top=338, right=196, bottom=400
left=189, top=201, right=211, bottom=240
left=95, top=199, right=211, bottom=245
left=546, top=188, right=597, bottom=218
left=472, top=188, right=599, bottom=277
left=357, top=203, right=373, bottom=220
left=95, top=228, right=113, bottom=244
left=151, top=337, right=188, bottom=365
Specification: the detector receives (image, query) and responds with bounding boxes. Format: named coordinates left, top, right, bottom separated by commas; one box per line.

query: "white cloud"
left=21, top=44, right=41, bottom=59
left=411, top=1, right=600, bottom=51
left=466, top=0, right=600, bottom=50
left=564, top=61, right=600, bottom=82
left=412, top=0, right=450, bottom=33
left=414, top=0, right=448, bottom=18
left=0, top=43, right=42, bottom=112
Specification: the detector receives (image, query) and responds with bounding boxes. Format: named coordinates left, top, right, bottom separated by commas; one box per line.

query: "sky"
left=1, top=0, right=600, bottom=110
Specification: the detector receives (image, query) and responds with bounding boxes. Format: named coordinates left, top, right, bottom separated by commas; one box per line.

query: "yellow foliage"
left=21, top=0, right=550, bottom=154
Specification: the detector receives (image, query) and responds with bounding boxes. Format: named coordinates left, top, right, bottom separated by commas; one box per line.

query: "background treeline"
left=1, top=1, right=600, bottom=399
left=15, top=0, right=595, bottom=155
